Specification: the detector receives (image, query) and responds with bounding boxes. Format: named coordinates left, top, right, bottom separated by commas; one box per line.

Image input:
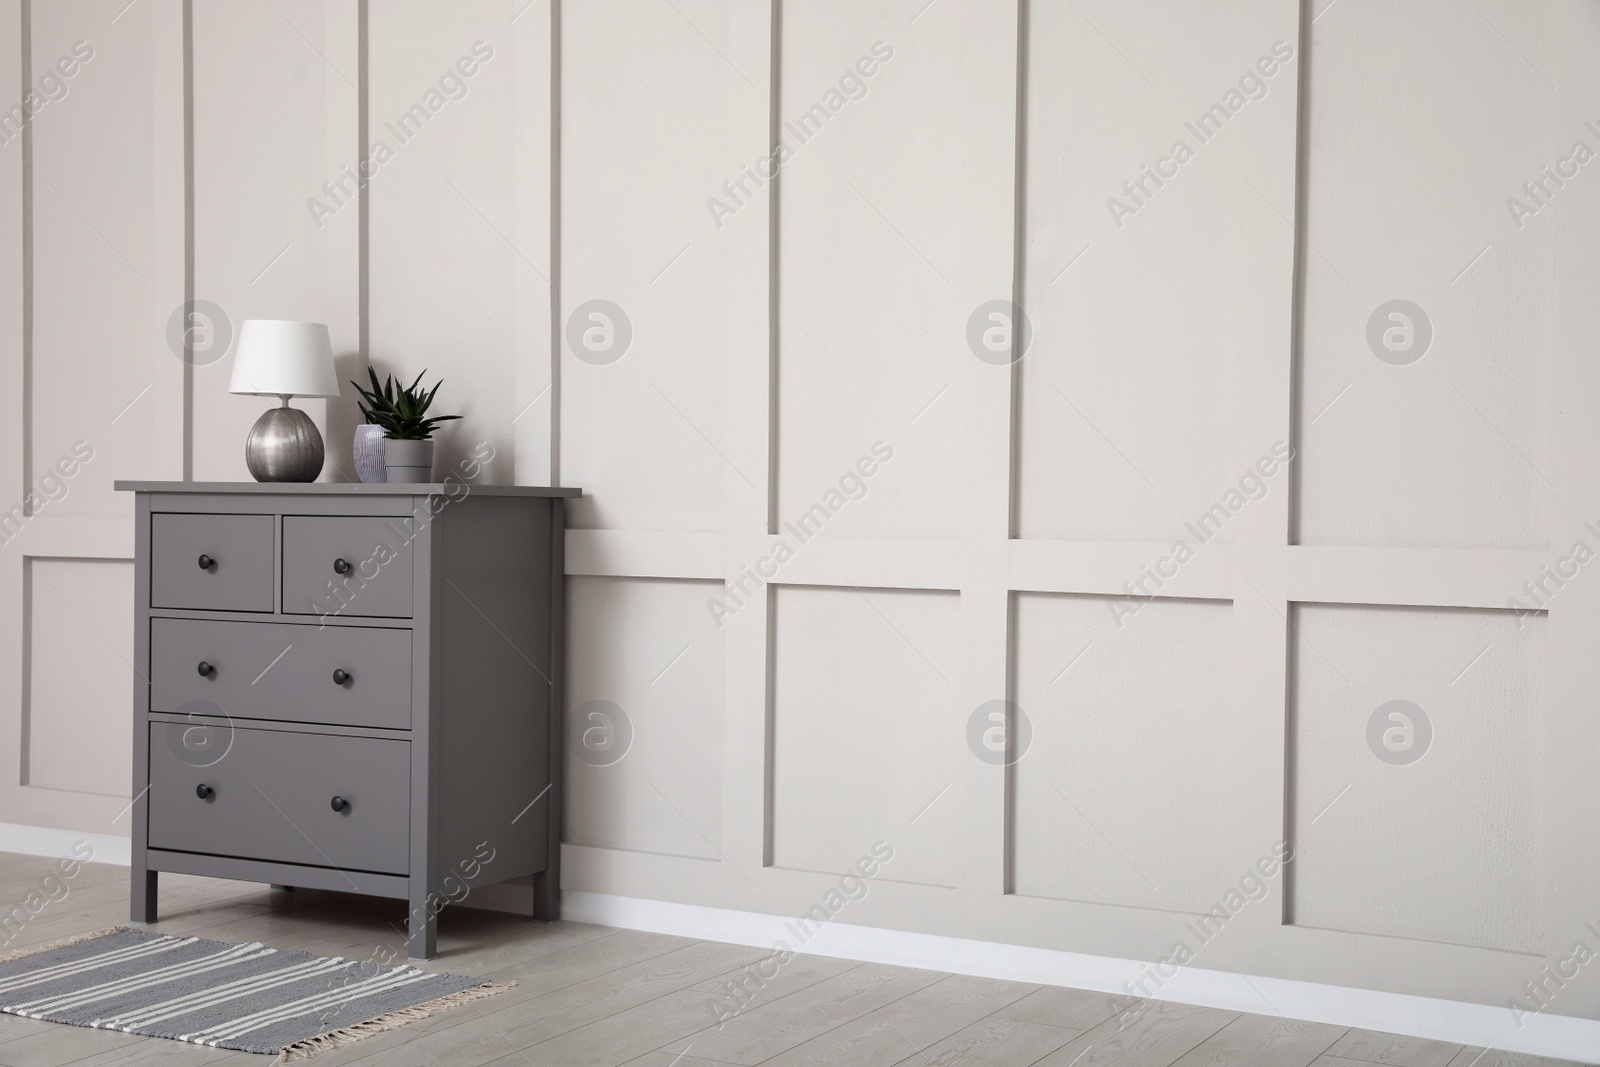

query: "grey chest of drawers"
left=115, top=480, right=580, bottom=960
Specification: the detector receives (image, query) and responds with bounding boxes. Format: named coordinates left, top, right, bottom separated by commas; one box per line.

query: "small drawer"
left=150, top=513, right=275, bottom=613
left=282, top=516, right=415, bottom=619
left=151, top=618, right=412, bottom=730
left=148, top=723, right=410, bottom=875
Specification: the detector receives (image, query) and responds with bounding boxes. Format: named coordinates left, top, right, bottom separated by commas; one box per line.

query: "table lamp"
left=228, top=320, right=341, bottom=482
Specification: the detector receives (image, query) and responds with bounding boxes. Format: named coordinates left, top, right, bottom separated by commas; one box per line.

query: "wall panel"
left=566, top=575, right=725, bottom=862
left=29, top=1, right=150, bottom=516
left=191, top=0, right=337, bottom=482
left=1294, top=0, right=1557, bottom=549
left=0, top=0, right=172, bottom=837
left=1288, top=602, right=1546, bottom=953
left=559, top=0, right=743, bottom=532
left=770, top=584, right=962, bottom=888
left=368, top=0, right=517, bottom=484
left=774, top=0, right=1013, bottom=539
left=1012, top=592, right=1238, bottom=913
left=1018, top=1, right=1297, bottom=542
left=24, top=558, right=132, bottom=797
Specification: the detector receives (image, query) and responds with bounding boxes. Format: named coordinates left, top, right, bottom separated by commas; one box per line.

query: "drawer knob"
left=330, top=796, right=349, bottom=813
left=195, top=784, right=214, bottom=800
left=197, top=661, right=216, bottom=678
left=333, top=557, right=352, bottom=575
left=332, top=669, right=350, bottom=686
left=197, top=553, right=215, bottom=570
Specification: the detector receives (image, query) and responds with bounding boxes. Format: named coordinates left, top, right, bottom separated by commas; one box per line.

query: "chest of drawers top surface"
left=116, top=480, right=580, bottom=496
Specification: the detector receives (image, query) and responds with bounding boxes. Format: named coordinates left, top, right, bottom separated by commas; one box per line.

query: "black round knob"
left=197, top=661, right=215, bottom=678
left=197, top=554, right=214, bottom=570
left=330, top=796, right=348, bottom=813
left=196, top=784, right=213, bottom=800
left=332, top=669, right=350, bottom=686
left=333, top=558, right=352, bottom=575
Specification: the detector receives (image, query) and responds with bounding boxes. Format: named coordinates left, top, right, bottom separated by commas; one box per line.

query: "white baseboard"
left=3, top=824, right=1591, bottom=1062
left=564, top=892, right=1600, bottom=1065
left=0, top=822, right=131, bottom=868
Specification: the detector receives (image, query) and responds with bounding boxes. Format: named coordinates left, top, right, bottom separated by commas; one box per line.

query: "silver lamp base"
left=244, top=400, right=325, bottom=482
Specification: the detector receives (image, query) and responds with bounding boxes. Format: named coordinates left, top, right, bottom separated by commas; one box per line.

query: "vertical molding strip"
left=548, top=0, right=561, bottom=486
left=1005, top=0, right=1027, bottom=541
left=0, top=0, right=22, bottom=513
left=17, top=0, right=28, bottom=505
left=182, top=0, right=192, bottom=478
left=150, top=0, right=190, bottom=481
left=320, top=0, right=362, bottom=483
left=957, top=0, right=1023, bottom=900
left=1543, top=0, right=1600, bottom=977
left=1280, top=0, right=1315, bottom=925
left=1214, top=0, right=1303, bottom=950
left=0, top=0, right=27, bottom=839
left=1002, top=0, right=1029, bottom=890
left=512, top=0, right=557, bottom=487
left=1285, top=0, right=1313, bottom=549
left=16, top=557, right=29, bottom=785
left=761, top=0, right=782, bottom=859
left=764, top=0, right=780, bottom=535
left=357, top=0, right=367, bottom=365
left=721, top=0, right=777, bottom=886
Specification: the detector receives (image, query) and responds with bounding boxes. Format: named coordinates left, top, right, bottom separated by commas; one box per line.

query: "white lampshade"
left=228, top=320, right=340, bottom=398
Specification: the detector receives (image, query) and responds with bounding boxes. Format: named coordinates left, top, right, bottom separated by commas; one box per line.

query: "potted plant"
left=351, top=367, right=461, bottom=483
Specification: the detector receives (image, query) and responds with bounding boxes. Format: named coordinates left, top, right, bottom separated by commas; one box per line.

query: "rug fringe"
left=0, top=924, right=126, bottom=965
left=277, top=980, right=515, bottom=1062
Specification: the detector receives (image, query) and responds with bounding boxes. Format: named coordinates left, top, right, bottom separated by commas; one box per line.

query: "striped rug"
left=0, top=926, right=510, bottom=1061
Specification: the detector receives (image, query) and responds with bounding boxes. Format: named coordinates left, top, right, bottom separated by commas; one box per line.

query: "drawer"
left=151, top=618, right=412, bottom=730
left=282, top=516, right=415, bottom=619
left=148, top=723, right=410, bottom=875
left=150, top=513, right=275, bottom=612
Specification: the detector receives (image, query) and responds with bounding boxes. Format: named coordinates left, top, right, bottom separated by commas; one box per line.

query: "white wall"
left=2, top=0, right=1598, bottom=1027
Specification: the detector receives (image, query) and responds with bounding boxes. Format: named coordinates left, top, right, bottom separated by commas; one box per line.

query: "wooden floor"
left=0, top=852, right=1583, bottom=1067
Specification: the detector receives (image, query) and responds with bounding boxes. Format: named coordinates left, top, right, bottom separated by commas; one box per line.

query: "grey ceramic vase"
left=244, top=404, right=324, bottom=482
left=384, top=438, right=435, bottom=483
left=353, top=424, right=388, bottom=483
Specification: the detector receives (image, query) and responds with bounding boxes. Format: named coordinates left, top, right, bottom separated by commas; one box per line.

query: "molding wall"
left=2, top=0, right=1597, bottom=1050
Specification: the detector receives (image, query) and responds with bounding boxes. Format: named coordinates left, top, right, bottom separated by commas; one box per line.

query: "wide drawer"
left=151, top=618, right=412, bottom=730
left=150, top=513, right=275, bottom=612
left=282, top=516, right=415, bottom=619
left=148, top=723, right=410, bottom=875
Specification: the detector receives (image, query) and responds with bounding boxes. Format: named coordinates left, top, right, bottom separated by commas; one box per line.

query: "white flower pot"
left=353, top=424, right=387, bottom=483
left=383, top=438, right=435, bottom=483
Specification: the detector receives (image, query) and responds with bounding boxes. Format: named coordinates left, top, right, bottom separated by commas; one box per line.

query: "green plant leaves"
left=349, top=366, right=462, bottom=441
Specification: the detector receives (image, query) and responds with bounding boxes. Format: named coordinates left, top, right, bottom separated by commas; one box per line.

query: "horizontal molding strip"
left=1009, top=538, right=1235, bottom=599
left=565, top=532, right=1547, bottom=612
left=3, top=518, right=131, bottom=556
left=1287, top=545, right=1546, bottom=611
left=565, top=530, right=723, bottom=580
left=735, top=533, right=964, bottom=592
